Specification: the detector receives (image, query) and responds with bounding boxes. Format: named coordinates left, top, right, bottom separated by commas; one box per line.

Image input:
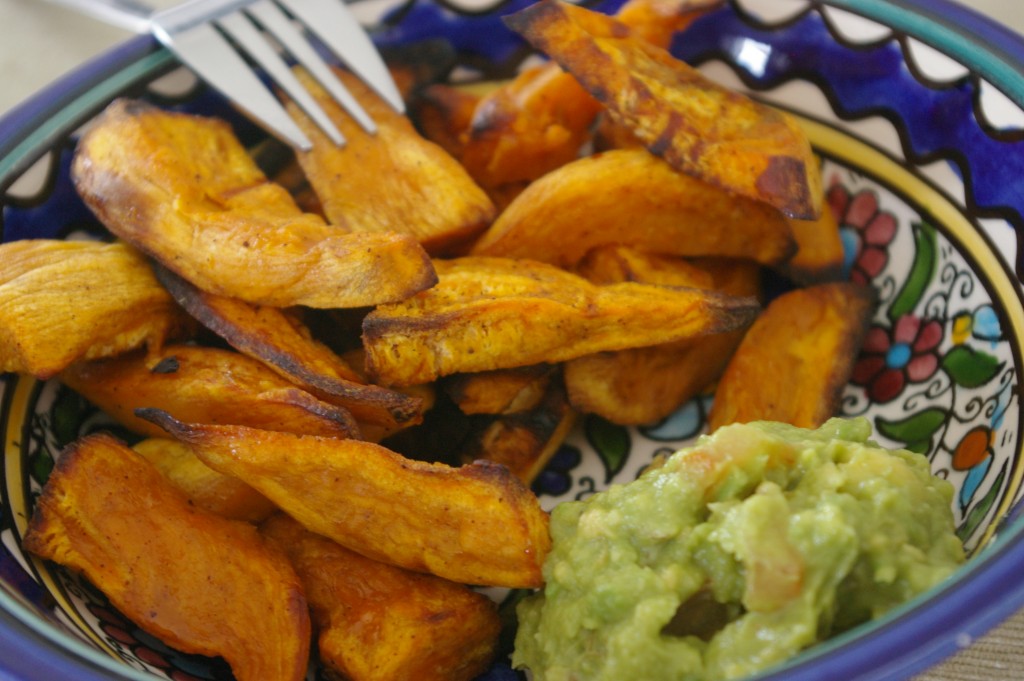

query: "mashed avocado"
left=513, top=418, right=965, bottom=681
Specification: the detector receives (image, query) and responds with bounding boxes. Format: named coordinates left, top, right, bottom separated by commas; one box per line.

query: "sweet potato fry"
left=286, top=67, right=496, bottom=256
left=156, top=266, right=424, bottom=431
left=261, top=513, right=501, bottom=681
left=470, top=149, right=795, bottom=267
left=363, top=255, right=760, bottom=386
left=139, top=409, right=551, bottom=588
left=504, top=0, right=822, bottom=218
left=133, top=438, right=276, bottom=523
left=707, top=282, right=876, bottom=430
left=444, top=365, right=556, bottom=415
left=458, top=62, right=603, bottom=191
left=459, top=379, right=576, bottom=484
left=566, top=251, right=761, bottom=424
left=72, top=98, right=437, bottom=308
left=60, top=345, right=360, bottom=439
left=614, top=0, right=725, bottom=49
left=23, top=434, right=310, bottom=681
left=780, top=199, right=845, bottom=284
left=0, top=239, right=189, bottom=378
left=411, top=82, right=482, bottom=159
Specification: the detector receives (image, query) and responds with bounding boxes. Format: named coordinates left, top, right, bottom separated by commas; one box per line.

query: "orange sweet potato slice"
left=614, top=0, right=725, bottom=49
left=459, top=378, right=576, bottom=485
left=470, top=148, right=795, bottom=267
left=780, top=199, right=846, bottom=284
left=707, top=282, right=876, bottom=430
left=261, top=513, right=501, bottom=681
left=443, top=365, right=556, bottom=415
left=60, top=344, right=360, bottom=439
left=0, top=240, right=190, bottom=378
left=459, top=62, right=603, bottom=191
left=565, top=251, right=761, bottom=424
left=286, top=67, right=496, bottom=256
left=139, top=409, right=551, bottom=588
left=504, top=0, right=822, bottom=218
left=72, top=99, right=437, bottom=308
left=133, top=438, right=277, bottom=523
left=362, top=255, right=761, bottom=386
left=23, top=434, right=310, bottom=681
left=156, top=266, right=424, bottom=431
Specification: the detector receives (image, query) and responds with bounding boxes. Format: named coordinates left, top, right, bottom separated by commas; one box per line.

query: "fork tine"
left=153, top=21, right=315, bottom=150
left=215, top=10, right=346, bottom=146
left=276, top=0, right=405, bottom=114
left=246, top=0, right=377, bottom=134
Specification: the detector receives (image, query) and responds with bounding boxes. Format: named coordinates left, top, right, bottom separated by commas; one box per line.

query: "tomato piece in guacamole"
left=513, top=418, right=965, bottom=681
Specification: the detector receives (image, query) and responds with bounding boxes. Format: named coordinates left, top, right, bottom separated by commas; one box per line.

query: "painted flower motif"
left=827, top=183, right=897, bottom=285
left=952, top=426, right=995, bottom=511
left=952, top=304, right=1002, bottom=345
left=851, top=315, right=943, bottom=403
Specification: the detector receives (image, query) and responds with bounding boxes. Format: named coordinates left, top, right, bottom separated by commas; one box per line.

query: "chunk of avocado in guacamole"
left=513, top=418, right=965, bottom=681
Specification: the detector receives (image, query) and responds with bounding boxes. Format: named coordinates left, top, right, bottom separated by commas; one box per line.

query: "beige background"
left=1, top=0, right=1023, bottom=679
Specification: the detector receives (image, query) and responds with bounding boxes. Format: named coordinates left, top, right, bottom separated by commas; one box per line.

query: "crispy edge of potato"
left=261, top=513, right=501, bottom=681
left=72, top=98, right=438, bottom=309
left=60, top=345, right=361, bottom=440
left=614, top=0, right=726, bottom=49
left=22, top=433, right=310, bottom=681
left=470, top=148, right=796, bottom=267
left=780, top=199, right=846, bottom=285
left=459, top=377, right=576, bottom=485
left=503, top=0, right=822, bottom=218
left=133, top=437, right=277, bottom=523
left=459, top=62, right=604, bottom=189
left=155, top=265, right=424, bottom=430
left=707, top=281, right=877, bottom=431
left=138, top=409, right=552, bottom=589
left=443, top=364, right=556, bottom=415
left=363, top=256, right=761, bottom=386
left=0, top=239, right=190, bottom=378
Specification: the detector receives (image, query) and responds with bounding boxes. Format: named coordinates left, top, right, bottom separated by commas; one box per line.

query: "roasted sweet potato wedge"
left=566, top=252, right=761, bottom=424
left=140, top=409, right=551, bottom=588
left=60, top=344, right=360, bottom=439
left=412, top=82, right=482, bottom=159
left=614, top=0, right=725, bottom=49
left=470, top=148, right=795, bottom=267
left=286, top=67, right=496, bottom=256
left=459, top=62, right=603, bottom=191
left=0, top=240, right=189, bottom=378
left=363, top=256, right=760, bottom=387
left=707, top=282, right=876, bottom=430
left=156, top=266, right=424, bottom=431
left=23, top=434, right=310, bottom=681
left=504, top=0, right=822, bottom=218
left=459, top=378, right=576, bottom=485
left=261, top=513, right=501, bottom=681
left=133, top=438, right=277, bottom=523
left=780, top=199, right=845, bottom=284
left=72, top=98, right=437, bottom=308
left=444, top=365, right=556, bottom=415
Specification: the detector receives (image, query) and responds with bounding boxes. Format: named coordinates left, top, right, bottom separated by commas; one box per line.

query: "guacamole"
left=513, top=418, right=965, bottom=681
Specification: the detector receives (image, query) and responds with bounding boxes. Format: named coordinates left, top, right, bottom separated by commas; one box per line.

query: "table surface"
left=2, top=0, right=1024, bottom=679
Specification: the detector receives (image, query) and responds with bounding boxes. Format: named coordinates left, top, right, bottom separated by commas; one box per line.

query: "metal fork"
left=45, top=0, right=405, bottom=150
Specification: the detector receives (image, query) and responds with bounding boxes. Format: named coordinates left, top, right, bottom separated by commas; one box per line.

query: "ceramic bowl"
left=3, top=0, right=1024, bottom=679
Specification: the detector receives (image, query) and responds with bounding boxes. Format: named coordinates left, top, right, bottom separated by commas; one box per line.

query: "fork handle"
left=43, top=0, right=154, bottom=33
